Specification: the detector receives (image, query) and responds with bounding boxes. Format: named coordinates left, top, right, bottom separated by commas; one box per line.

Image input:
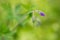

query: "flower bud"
left=40, top=12, right=45, bottom=16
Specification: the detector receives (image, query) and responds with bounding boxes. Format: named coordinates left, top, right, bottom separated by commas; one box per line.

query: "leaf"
left=28, top=12, right=32, bottom=17
left=0, top=2, right=13, bottom=34
left=1, top=2, right=11, bottom=11
left=15, top=4, right=21, bottom=13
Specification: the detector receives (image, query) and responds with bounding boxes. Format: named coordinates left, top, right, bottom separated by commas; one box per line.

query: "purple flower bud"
left=40, top=12, right=45, bottom=16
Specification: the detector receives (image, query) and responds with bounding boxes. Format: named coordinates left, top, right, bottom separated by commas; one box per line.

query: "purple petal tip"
left=40, top=12, right=45, bottom=16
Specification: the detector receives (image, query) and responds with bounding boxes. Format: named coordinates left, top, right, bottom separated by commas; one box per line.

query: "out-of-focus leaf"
left=15, top=4, right=21, bottom=13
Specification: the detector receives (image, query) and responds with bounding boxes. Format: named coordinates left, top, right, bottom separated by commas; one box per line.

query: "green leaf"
left=15, top=4, right=21, bottom=13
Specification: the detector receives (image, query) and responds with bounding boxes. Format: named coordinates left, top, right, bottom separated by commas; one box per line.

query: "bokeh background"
left=0, top=0, right=60, bottom=40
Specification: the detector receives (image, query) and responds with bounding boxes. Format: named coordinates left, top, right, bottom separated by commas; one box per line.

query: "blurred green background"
left=0, top=0, right=60, bottom=40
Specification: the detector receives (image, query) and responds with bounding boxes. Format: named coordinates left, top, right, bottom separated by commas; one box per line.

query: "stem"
left=2, top=35, right=4, bottom=40
left=11, top=11, right=33, bottom=31
left=11, top=10, right=41, bottom=31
